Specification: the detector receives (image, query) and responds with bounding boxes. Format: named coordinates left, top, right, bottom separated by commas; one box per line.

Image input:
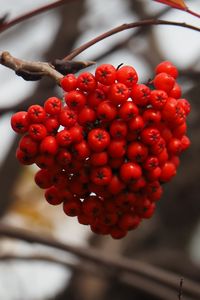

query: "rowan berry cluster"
left=11, top=61, right=191, bottom=239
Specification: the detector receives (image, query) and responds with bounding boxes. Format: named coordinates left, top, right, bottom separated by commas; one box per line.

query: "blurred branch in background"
left=0, top=0, right=75, bottom=34
left=0, top=223, right=199, bottom=300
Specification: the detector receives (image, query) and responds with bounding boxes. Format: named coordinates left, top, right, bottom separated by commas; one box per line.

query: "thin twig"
left=63, top=19, right=200, bottom=61
left=0, top=224, right=199, bottom=299
left=186, top=8, right=200, bottom=19
left=0, top=51, right=63, bottom=83
left=179, top=278, right=184, bottom=300
left=0, top=0, right=74, bottom=34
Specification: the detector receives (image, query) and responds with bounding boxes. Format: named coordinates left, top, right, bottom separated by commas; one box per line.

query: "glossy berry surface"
left=11, top=61, right=191, bottom=239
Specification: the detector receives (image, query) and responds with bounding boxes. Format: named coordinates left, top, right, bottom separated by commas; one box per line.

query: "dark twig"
left=0, top=224, right=199, bottom=299
left=63, top=19, right=200, bottom=61
left=0, top=0, right=74, bottom=34
left=179, top=278, right=184, bottom=300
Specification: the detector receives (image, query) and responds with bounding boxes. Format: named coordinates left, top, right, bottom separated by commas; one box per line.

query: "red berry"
left=120, top=162, right=142, bottom=182
left=119, top=101, right=139, bottom=121
left=116, top=65, right=138, bottom=86
left=45, top=186, right=63, bottom=205
left=131, top=84, right=150, bottom=106
left=27, top=105, right=46, bottom=123
left=44, top=97, right=62, bottom=115
left=77, top=72, right=96, bottom=92
left=58, top=107, right=77, bottom=128
left=11, top=111, right=29, bottom=134
left=153, top=72, right=175, bottom=93
left=155, top=61, right=178, bottom=79
left=40, top=136, right=58, bottom=155
left=60, top=74, right=77, bottom=91
left=97, top=100, right=117, bottom=122
left=109, top=82, right=129, bottom=105
left=91, top=166, right=112, bottom=186
left=28, top=124, right=47, bottom=141
left=95, top=64, right=116, bottom=85
left=88, top=128, right=110, bottom=152
left=65, top=90, right=86, bottom=111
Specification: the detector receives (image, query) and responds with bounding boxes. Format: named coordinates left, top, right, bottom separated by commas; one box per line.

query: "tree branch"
left=0, top=253, right=187, bottom=300
left=0, top=51, right=63, bottom=83
left=63, top=19, right=200, bottom=61
left=0, top=0, right=75, bottom=34
left=0, top=223, right=199, bottom=299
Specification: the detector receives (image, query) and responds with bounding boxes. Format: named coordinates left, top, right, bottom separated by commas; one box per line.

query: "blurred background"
left=0, top=0, right=200, bottom=299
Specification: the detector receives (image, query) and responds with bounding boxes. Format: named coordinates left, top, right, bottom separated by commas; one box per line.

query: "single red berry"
left=128, top=115, right=145, bottom=132
left=19, top=135, right=38, bottom=157
left=97, top=100, right=117, bottom=122
left=27, top=105, right=46, bottom=123
left=160, top=161, right=176, bottom=182
left=155, top=61, right=178, bottom=79
left=109, top=82, right=129, bottom=105
left=143, top=156, right=159, bottom=171
left=88, top=89, right=106, bottom=108
left=167, top=138, right=182, bottom=155
left=141, top=127, right=161, bottom=145
left=45, top=186, right=63, bottom=205
left=44, top=117, right=60, bottom=135
left=108, top=139, right=126, bottom=158
left=77, top=72, right=96, bottom=92
left=150, top=89, right=168, bottom=110
left=11, top=111, right=29, bottom=134
left=78, top=107, right=96, bottom=127
left=168, top=82, right=182, bottom=99
left=58, top=107, right=77, bottom=128
left=60, top=74, right=77, bottom=91
left=127, top=142, right=148, bottom=163
left=56, top=129, right=72, bottom=147
left=34, top=169, right=53, bottom=189
left=73, top=141, right=90, bottom=160
left=56, top=149, right=72, bottom=167
left=116, top=65, right=138, bottom=87
left=88, top=128, right=110, bottom=152
left=120, top=162, right=142, bottom=182
left=44, top=97, right=62, bottom=115
left=143, top=109, right=161, bottom=125
left=119, top=101, right=139, bottom=121
left=177, top=98, right=191, bottom=116
left=69, top=125, right=84, bottom=143
left=65, top=90, right=86, bottom=111
left=131, top=84, right=150, bottom=106
left=63, top=198, right=81, bottom=216
left=108, top=175, right=125, bottom=195
left=16, top=148, right=35, bottom=165
left=90, top=166, right=112, bottom=186
left=150, top=137, right=166, bottom=155
left=40, top=136, right=58, bottom=155
left=180, top=135, right=190, bottom=151
left=28, top=124, right=47, bottom=141
left=110, top=119, right=127, bottom=138
left=95, top=64, right=116, bottom=85
left=153, top=72, right=175, bottom=93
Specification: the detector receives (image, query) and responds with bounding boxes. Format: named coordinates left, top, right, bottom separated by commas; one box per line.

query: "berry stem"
left=64, top=19, right=200, bottom=61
